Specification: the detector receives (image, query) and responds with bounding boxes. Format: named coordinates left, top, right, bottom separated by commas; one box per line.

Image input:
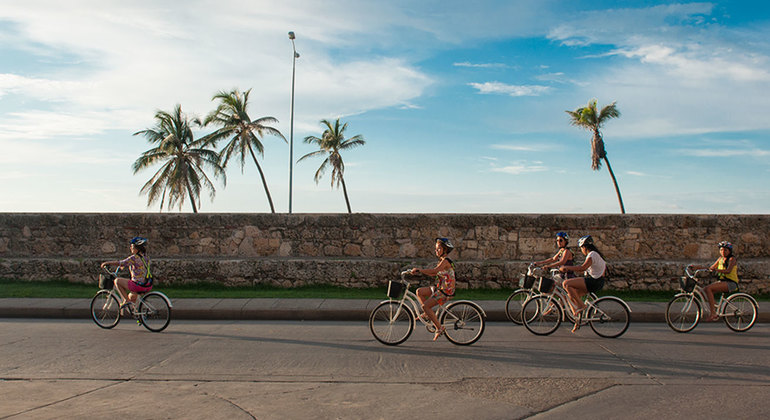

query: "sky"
left=0, top=0, right=768, bottom=214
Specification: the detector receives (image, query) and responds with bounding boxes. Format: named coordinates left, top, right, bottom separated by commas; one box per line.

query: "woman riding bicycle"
left=559, top=235, right=607, bottom=332
left=689, top=241, right=739, bottom=322
left=410, top=237, right=456, bottom=341
left=533, top=232, right=575, bottom=280
left=100, top=237, right=153, bottom=314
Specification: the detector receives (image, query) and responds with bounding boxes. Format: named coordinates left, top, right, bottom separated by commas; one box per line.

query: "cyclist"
left=533, top=232, right=575, bottom=280
left=100, top=237, right=153, bottom=315
left=410, top=237, right=456, bottom=341
left=559, top=235, right=607, bottom=332
left=689, top=241, right=739, bottom=322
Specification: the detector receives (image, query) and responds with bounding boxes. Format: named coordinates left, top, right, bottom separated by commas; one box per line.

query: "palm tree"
left=202, top=88, right=285, bottom=213
left=566, top=99, right=626, bottom=214
left=133, top=104, right=225, bottom=213
left=299, top=118, right=366, bottom=213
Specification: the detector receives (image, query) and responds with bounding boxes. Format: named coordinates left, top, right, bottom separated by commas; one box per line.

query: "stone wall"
left=1, top=213, right=768, bottom=293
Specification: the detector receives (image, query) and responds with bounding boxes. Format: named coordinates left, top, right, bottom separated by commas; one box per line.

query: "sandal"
left=119, top=302, right=132, bottom=316
left=433, top=327, right=446, bottom=341
left=571, top=309, right=584, bottom=333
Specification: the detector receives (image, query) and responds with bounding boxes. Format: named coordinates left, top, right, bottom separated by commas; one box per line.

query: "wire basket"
left=539, top=277, right=555, bottom=293
left=679, top=277, right=696, bottom=292
left=519, top=275, right=537, bottom=289
left=387, top=280, right=405, bottom=299
left=98, top=273, right=114, bottom=290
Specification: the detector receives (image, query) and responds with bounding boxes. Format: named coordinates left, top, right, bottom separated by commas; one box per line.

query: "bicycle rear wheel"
left=138, top=292, right=171, bottom=332
left=666, top=294, right=700, bottom=333
left=588, top=297, right=630, bottom=338
left=522, top=295, right=562, bottom=336
left=723, top=294, right=758, bottom=332
left=504, top=289, right=533, bottom=325
left=90, top=290, right=120, bottom=329
left=441, top=301, right=485, bottom=345
left=369, top=301, right=414, bottom=346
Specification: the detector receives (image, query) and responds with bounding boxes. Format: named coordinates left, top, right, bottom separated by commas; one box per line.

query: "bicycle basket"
left=679, top=277, right=696, bottom=292
left=98, top=273, right=114, bottom=290
left=539, top=277, right=555, bottom=293
left=520, top=275, right=537, bottom=289
left=387, top=280, right=405, bottom=299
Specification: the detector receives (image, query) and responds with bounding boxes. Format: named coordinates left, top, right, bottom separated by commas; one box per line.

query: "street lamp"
left=288, top=31, right=299, bottom=214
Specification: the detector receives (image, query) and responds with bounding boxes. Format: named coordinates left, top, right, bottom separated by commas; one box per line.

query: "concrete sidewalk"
left=1, top=297, right=766, bottom=322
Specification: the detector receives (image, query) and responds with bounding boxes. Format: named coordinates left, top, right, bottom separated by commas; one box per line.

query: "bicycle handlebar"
left=685, top=265, right=710, bottom=279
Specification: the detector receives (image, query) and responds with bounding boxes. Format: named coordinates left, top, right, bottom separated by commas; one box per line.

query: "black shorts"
left=585, top=275, right=605, bottom=294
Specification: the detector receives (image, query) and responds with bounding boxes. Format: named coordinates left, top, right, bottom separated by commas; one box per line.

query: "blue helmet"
left=130, top=236, right=148, bottom=246
left=435, top=237, right=455, bottom=251
left=718, top=241, right=732, bottom=250
left=556, top=232, right=569, bottom=241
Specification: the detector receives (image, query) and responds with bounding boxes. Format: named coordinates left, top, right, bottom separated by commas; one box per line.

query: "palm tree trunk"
left=247, top=143, right=276, bottom=213
left=185, top=181, right=198, bottom=213
left=340, top=176, right=352, bottom=214
left=602, top=156, right=625, bottom=214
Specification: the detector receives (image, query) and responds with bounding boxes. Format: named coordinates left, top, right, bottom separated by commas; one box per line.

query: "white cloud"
left=491, top=143, right=554, bottom=152
left=453, top=62, right=510, bottom=69
left=489, top=160, right=548, bottom=175
left=468, top=81, right=551, bottom=97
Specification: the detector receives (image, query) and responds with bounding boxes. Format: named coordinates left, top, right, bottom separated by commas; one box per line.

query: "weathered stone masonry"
left=1, top=213, right=768, bottom=293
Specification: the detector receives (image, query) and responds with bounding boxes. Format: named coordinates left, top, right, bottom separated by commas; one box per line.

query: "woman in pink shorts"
left=101, top=237, right=153, bottom=314
left=410, top=238, right=456, bottom=341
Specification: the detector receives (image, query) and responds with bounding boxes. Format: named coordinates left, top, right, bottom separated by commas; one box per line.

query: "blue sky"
left=0, top=0, right=768, bottom=214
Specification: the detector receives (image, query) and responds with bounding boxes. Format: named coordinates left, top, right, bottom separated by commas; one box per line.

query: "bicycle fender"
left=600, top=296, right=632, bottom=313
left=146, top=291, right=173, bottom=308
left=730, top=292, right=759, bottom=307
left=447, top=300, right=488, bottom=318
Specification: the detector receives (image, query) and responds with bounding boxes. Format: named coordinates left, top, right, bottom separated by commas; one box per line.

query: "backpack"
left=136, top=255, right=154, bottom=288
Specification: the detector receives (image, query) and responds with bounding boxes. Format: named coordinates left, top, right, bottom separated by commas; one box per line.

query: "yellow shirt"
left=717, top=257, right=739, bottom=283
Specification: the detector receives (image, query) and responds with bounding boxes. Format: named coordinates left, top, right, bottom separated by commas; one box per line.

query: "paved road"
left=1, top=319, right=768, bottom=419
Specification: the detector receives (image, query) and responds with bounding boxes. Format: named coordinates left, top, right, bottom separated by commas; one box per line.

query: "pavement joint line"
left=597, top=343, right=663, bottom=385
left=0, top=380, right=124, bottom=420
left=524, top=383, right=620, bottom=419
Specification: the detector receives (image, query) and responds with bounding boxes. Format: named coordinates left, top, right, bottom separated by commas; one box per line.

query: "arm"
left=534, top=253, right=558, bottom=267
left=543, top=249, right=571, bottom=269
left=411, top=258, right=451, bottom=277
left=559, top=255, right=592, bottom=273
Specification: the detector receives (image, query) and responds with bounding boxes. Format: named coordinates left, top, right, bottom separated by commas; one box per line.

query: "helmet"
left=556, top=232, right=569, bottom=241
left=130, top=237, right=148, bottom=246
left=718, top=241, right=732, bottom=250
left=577, top=235, right=593, bottom=247
left=435, top=237, right=455, bottom=251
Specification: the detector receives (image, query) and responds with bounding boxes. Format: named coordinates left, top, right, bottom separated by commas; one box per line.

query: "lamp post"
left=288, top=31, right=299, bottom=214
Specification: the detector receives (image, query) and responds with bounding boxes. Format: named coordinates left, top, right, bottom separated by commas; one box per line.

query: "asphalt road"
left=1, top=319, right=768, bottom=420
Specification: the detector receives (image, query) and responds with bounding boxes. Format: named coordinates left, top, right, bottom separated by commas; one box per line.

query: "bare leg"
left=563, top=277, right=588, bottom=315
left=704, top=282, right=729, bottom=321
left=421, top=296, right=445, bottom=340
left=114, top=278, right=130, bottom=304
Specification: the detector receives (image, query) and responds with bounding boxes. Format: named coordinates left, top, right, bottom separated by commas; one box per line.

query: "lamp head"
left=288, top=31, right=295, bottom=40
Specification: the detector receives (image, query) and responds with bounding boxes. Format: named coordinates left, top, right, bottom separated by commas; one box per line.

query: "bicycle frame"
left=678, top=267, right=754, bottom=318
left=383, top=273, right=487, bottom=329
left=100, top=268, right=173, bottom=313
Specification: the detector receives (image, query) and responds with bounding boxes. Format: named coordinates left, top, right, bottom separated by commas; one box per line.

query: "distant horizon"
left=1, top=1, right=769, bottom=214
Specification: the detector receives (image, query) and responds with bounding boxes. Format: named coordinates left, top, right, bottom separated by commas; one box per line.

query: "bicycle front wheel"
left=504, top=289, right=533, bottom=325
left=90, top=290, right=120, bottom=329
left=723, top=294, right=758, bottom=332
left=666, top=294, right=700, bottom=333
left=441, top=301, right=485, bottom=345
left=522, top=295, right=562, bottom=336
left=369, top=301, right=414, bottom=346
left=138, top=292, right=171, bottom=332
left=588, top=297, right=630, bottom=338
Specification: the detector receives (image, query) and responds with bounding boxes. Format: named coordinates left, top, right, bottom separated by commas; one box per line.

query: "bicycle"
left=505, top=264, right=565, bottom=324
left=665, top=266, right=758, bottom=333
left=91, top=267, right=173, bottom=332
left=521, top=270, right=631, bottom=338
left=369, top=271, right=487, bottom=346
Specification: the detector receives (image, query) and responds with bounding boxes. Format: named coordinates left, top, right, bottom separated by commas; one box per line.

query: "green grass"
left=1, top=279, right=767, bottom=301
